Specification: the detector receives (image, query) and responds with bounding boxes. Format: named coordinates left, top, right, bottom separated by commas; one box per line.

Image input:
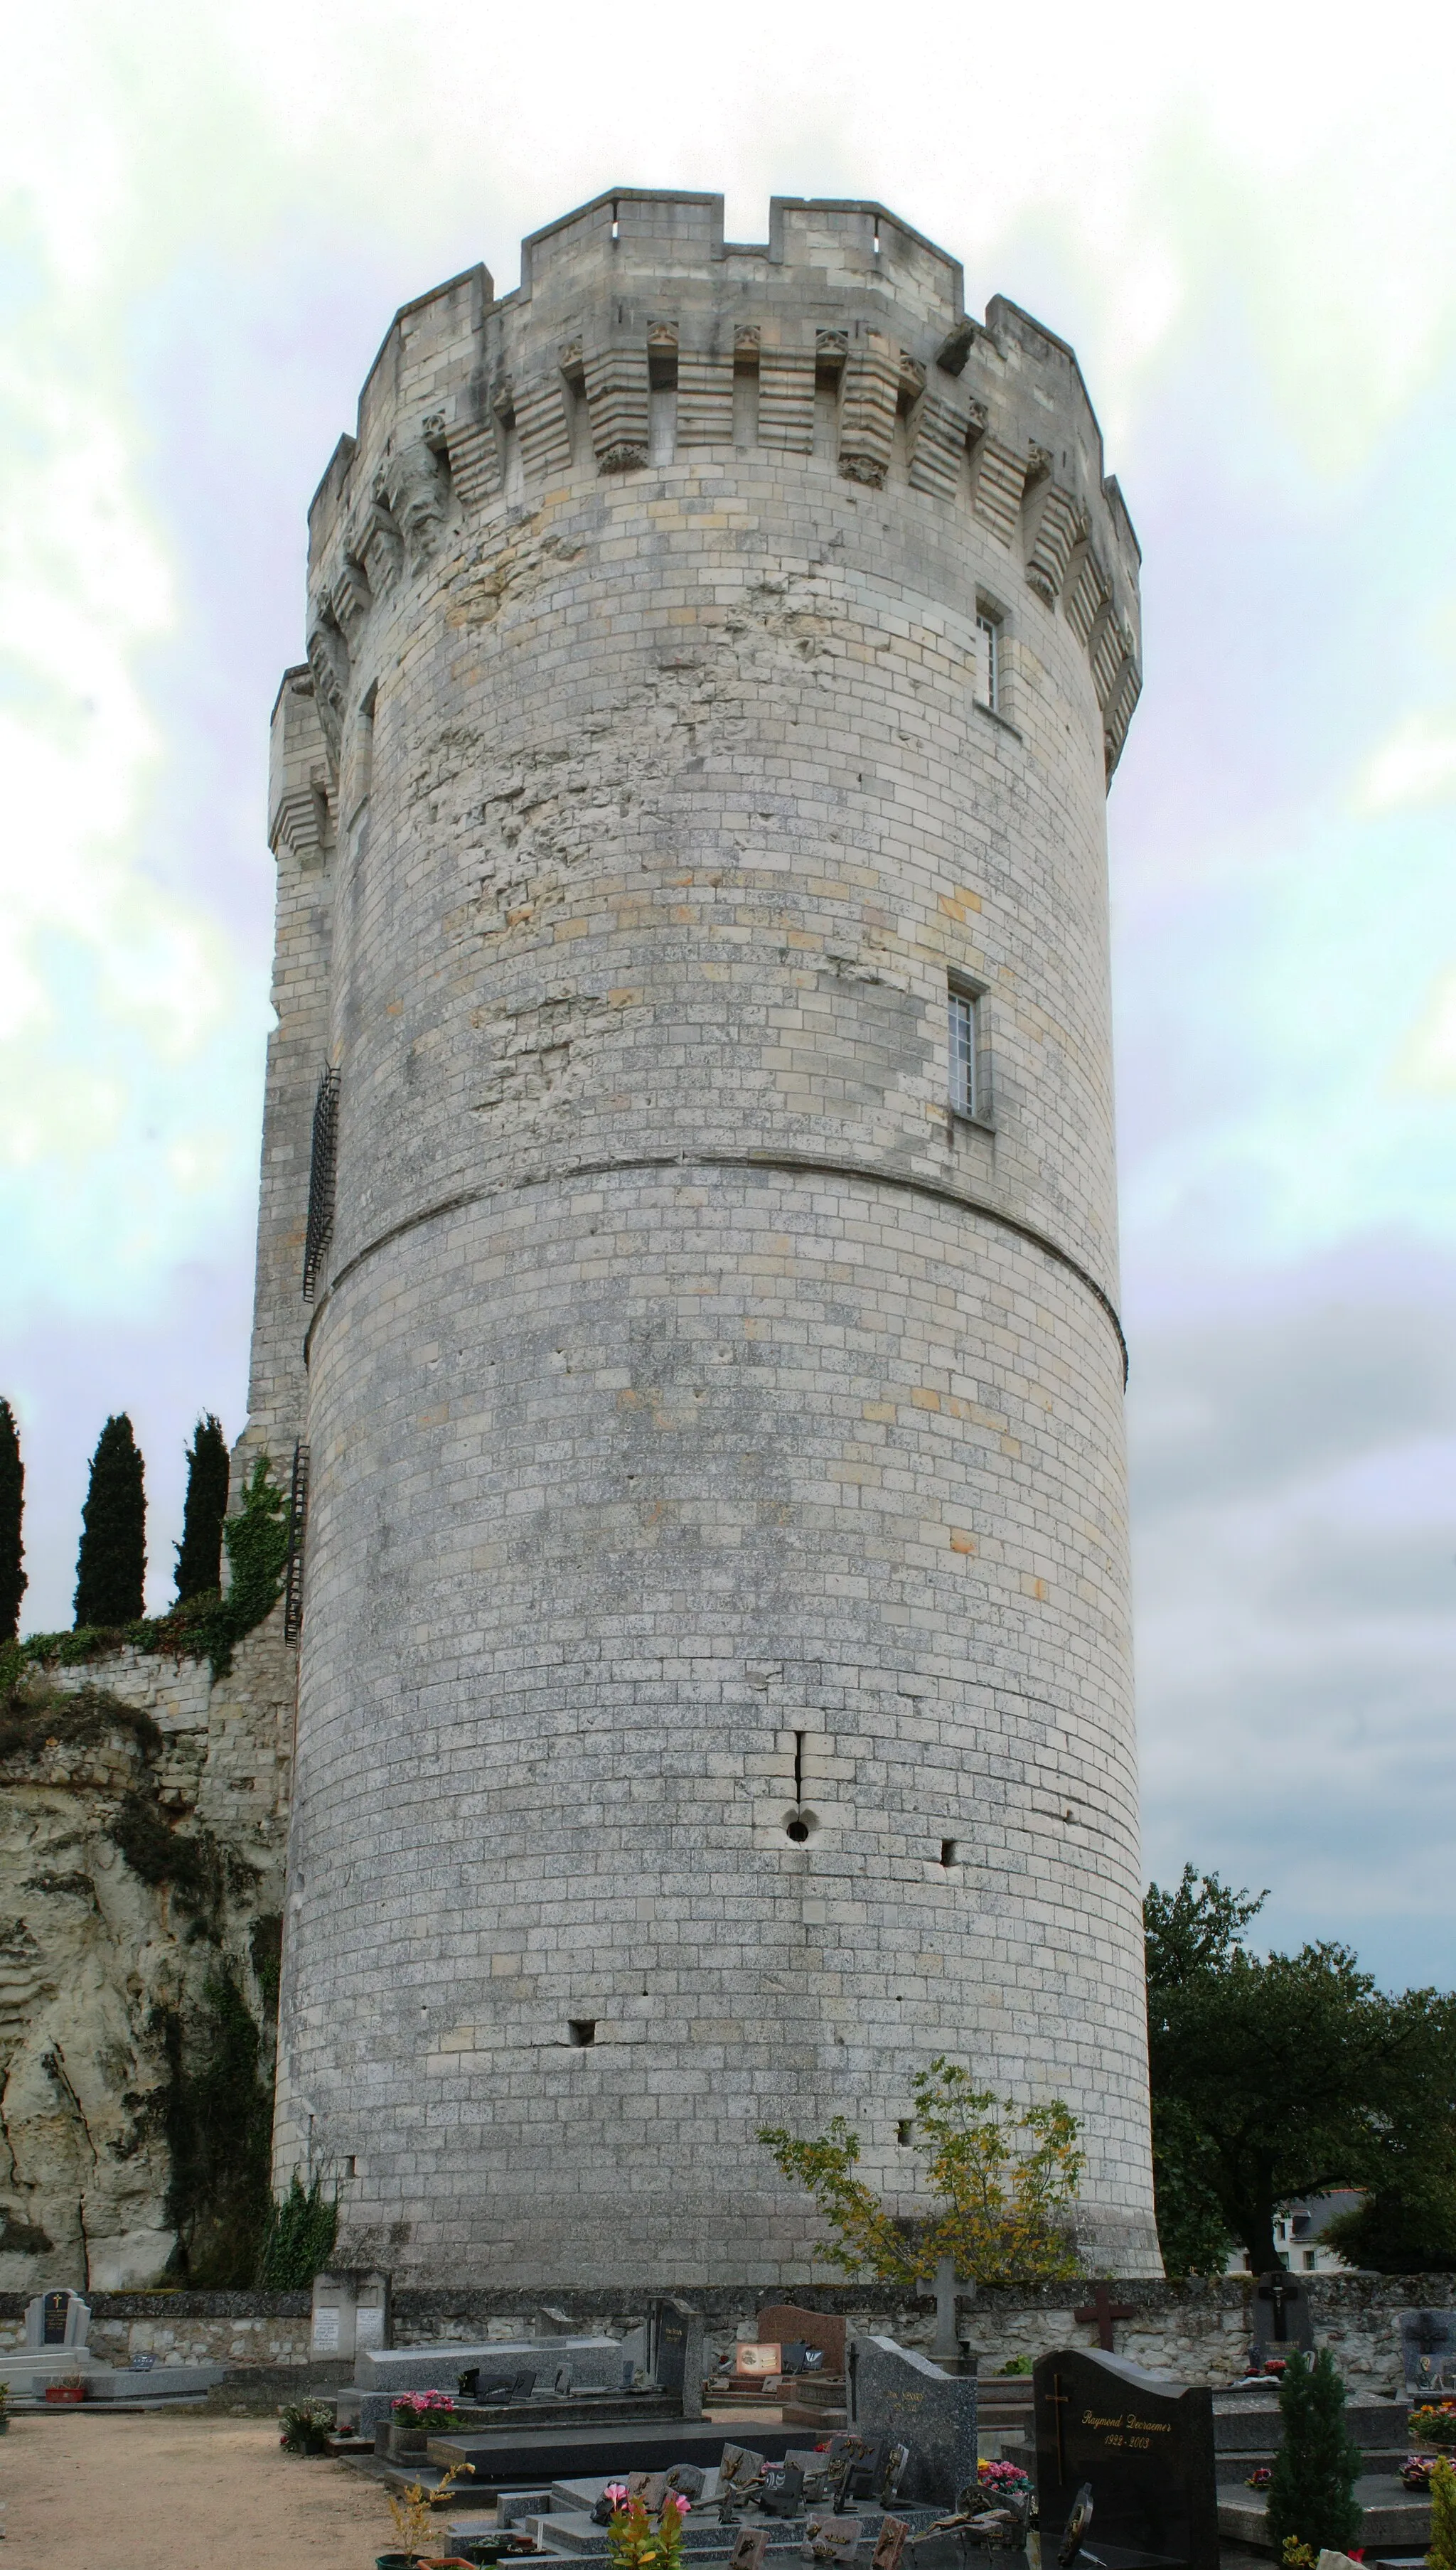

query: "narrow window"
left=568, top=2018, right=596, bottom=2047
left=301, top=1064, right=341, bottom=1299
left=948, top=984, right=979, bottom=1119
left=940, top=1838, right=958, bottom=1868
left=283, top=1441, right=311, bottom=1642
left=896, top=2120, right=914, bottom=2146
left=974, top=609, right=1001, bottom=712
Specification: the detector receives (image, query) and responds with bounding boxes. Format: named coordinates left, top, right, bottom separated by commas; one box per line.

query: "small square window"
left=948, top=984, right=980, bottom=1118
left=974, top=610, right=1001, bottom=712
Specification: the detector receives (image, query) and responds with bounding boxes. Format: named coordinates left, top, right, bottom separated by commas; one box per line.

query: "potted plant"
left=1402, top=2455, right=1435, bottom=2491
left=279, top=2400, right=334, bottom=2456
left=44, top=2374, right=85, bottom=2406
left=380, top=2456, right=476, bottom=2568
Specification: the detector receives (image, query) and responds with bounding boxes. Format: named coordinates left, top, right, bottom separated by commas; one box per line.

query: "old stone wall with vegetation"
left=0, top=1612, right=294, bottom=2291
left=0, top=2274, right=1446, bottom=2389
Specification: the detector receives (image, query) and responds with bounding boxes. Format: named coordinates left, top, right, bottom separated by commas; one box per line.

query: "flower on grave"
left=393, top=2389, right=459, bottom=2419
left=977, top=2462, right=1030, bottom=2495
left=670, top=2495, right=691, bottom=2515
left=1403, top=2456, right=1437, bottom=2490
left=1245, top=2467, right=1273, bottom=2490
left=606, top=2491, right=687, bottom=2570
left=604, top=2485, right=630, bottom=2510
left=1410, top=2404, right=1456, bottom=2450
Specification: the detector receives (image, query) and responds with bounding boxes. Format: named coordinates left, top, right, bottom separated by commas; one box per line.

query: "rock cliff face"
left=0, top=1617, right=292, bottom=2290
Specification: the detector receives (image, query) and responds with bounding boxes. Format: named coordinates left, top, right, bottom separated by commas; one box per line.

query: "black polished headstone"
left=43, top=2291, right=70, bottom=2345
left=1251, top=2272, right=1315, bottom=2360
left=1033, top=2349, right=1217, bottom=2570
left=648, top=2296, right=704, bottom=2420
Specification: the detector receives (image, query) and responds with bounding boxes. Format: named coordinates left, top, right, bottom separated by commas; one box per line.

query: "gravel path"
left=0, top=2410, right=415, bottom=2569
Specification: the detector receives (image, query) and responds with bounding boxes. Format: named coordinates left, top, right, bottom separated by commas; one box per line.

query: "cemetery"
left=6, top=2273, right=1456, bottom=2570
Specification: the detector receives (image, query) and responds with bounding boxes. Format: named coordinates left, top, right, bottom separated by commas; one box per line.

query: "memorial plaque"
left=43, top=2290, right=70, bottom=2345
left=737, top=2343, right=784, bottom=2379
left=803, top=2517, right=862, bottom=2564
left=729, top=2534, right=769, bottom=2570
left=871, top=2517, right=909, bottom=2570
left=1033, top=2350, right=1216, bottom=2570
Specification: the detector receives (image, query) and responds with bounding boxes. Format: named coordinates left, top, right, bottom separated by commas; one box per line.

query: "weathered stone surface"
left=252, top=187, right=1153, bottom=2288
left=0, top=1618, right=293, bottom=2289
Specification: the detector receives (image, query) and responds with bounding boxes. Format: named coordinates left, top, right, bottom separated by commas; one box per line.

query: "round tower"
left=252, top=188, right=1159, bottom=2284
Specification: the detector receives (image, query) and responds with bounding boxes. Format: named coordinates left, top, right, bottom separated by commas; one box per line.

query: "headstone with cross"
left=1033, top=2348, right=1217, bottom=2570
left=1251, top=2271, right=1315, bottom=2365
left=1074, top=2283, right=1135, bottom=2353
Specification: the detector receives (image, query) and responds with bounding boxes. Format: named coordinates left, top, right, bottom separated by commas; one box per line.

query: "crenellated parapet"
left=302, top=190, right=1142, bottom=781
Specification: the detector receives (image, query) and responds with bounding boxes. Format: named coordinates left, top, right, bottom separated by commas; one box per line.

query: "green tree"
left=1146, top=1866, right=1456, bottom=2275
left=0, top=1398, right=25, bottom=1642
left=73, top=1414, right=146, bottom=1626
left=759, top=2055, right=1084, bottom=2285
left=1265, top=2349, right=1362, bottom=2558
left=1428, top=2456, right=1456, bottom=2570
left=173, top=1415, right=230, bottom=1602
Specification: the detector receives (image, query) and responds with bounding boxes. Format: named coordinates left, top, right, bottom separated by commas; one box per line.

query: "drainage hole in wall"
left=786, top=1816, right=810, bottom=1843
left=568, top=2019, right=597, bottom=2047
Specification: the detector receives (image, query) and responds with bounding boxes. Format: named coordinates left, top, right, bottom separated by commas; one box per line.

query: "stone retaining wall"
left=1, top=2276, right=1447, bottom=2392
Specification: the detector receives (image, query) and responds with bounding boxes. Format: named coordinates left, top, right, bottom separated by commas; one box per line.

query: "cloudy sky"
left=4, top=0, right=1454, bottom=1986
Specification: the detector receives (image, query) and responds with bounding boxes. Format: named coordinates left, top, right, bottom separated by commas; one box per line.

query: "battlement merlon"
left=302, top=189, right=1143, bottom=776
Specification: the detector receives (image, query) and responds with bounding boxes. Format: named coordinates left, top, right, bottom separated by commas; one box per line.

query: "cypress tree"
left=1265, top=2346, right=1362, bottom=2559
left=173, top=1414, right=230, bottom=1602
left=0, top=1398, right=26, bottom=1642
left=73, top=1414, right=147, bottom=1627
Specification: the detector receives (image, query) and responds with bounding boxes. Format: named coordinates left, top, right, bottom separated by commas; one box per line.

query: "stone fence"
left=0, top=2276, right=1448, bottom=2394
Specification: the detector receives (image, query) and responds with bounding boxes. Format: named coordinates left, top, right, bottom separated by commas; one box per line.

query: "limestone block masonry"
left=250, top=188, right=1158, bottom=2286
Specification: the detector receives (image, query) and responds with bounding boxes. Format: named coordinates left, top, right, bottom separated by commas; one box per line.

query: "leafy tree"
left=1265, top=2348, right=1362, bottom=2558
left=255, top=2170, right=339, bottom=2288
left=174, top=1414, right=230, bottom=1602
left=0, top=1398, right=25, bottom=1642
left=1429, top=2457, right=1456, bottom=2570
left=1146, top=1865, right=1456, bottom=2276
left=759, top=2055, right=1084, bottom=2285
left=73, top=1414, right=146, bottom=1626
left=1321, top=2158, right=1456, bottom=2274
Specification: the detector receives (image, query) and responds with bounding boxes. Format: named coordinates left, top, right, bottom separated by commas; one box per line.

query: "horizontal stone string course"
left=299, top=1150, right=1131, bottom=1387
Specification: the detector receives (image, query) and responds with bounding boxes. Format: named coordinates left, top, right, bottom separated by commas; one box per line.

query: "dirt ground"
left=0, top=2409, right=486, bottom=2570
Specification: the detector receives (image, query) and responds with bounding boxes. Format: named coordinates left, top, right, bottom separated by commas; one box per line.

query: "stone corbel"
left=584, top=335, right=650, bottom=473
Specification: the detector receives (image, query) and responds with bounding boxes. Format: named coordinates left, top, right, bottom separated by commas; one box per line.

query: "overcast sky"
left=4, top=0, right=1454, bottom=1987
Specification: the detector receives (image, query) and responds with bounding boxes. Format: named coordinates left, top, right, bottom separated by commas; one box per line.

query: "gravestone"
left=849, top=2333, right=977, bottom=2505
left=649, top=2297, right=705, bottom=2419
left=26, top=2286, right=90, bottom=2349
left=729, top=2534, right=769, bottom=2570
left=759, top=2306, right=847, bottom=2374
left=1251, top=2272, right=1315, bottom=2363
left=1400, top=2310, right=1456, bottom=2397
left=1033, top=2348, right=1217, bottom=2570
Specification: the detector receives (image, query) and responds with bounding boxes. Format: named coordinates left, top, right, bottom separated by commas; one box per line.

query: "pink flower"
left=671, top=2495, right=691, bottom=2515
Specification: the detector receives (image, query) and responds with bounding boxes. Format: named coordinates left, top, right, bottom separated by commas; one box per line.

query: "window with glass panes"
left=948, top=984, right=978, bottom=1115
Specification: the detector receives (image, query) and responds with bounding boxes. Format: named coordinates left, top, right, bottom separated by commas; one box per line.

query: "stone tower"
left=250, top=189, right=1158, bottom=2285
